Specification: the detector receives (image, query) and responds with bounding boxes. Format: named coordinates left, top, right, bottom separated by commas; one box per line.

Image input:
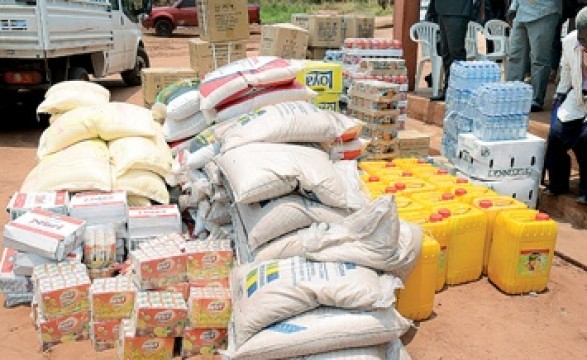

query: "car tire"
left=68, top=67, right=90, bottom=81
left=155, top=19, right=173, bottom=37
left=121, top=47, right=150, bottom=86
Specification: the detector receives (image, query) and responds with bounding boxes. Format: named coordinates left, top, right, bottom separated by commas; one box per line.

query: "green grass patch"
left=258, top=0, right=392, bottom=25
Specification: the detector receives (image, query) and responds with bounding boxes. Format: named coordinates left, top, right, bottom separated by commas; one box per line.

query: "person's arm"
left=556, top=36, right=572, bottom=102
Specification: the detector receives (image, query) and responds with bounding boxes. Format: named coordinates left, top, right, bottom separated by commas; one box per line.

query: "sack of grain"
left=226, top=306, right=411, bottom=360
left=209, top=82, right=315, bottom=123
left=236, top=194, right=351, bottom=250
left=114, top=170, right=169, bottom=204
left=166, top=89, right=201, bottom=121
left=38, top=81, right=110, bottom=114
left=216, top=143, right=363, bottom=208
left=332, top=160, right=369, bottom=210
left=288, top=340, right=411, bottom=360
left=163, top=112, right=208, bottom=142
left=390, top=220, right=424, bottom=281
left=95, top=102, right=157, bottom=141
left=232, top=256, right=400, bottom=346
left=22, top=140, right=112, bottom=192
left=109, top=136, right=172, bottom=177
left=206, top=201, right=231, bottom=225
left=200, top=57, right=303, bottom=110
left=253, top=196, right=418, bottom=275
left=220, top=101, right=358, bottom=152
left=128, top=196, right=152, bottom=207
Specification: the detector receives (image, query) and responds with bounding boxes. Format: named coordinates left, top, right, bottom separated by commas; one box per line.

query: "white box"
left=69, top=191, right=128, bottom=226
left=6, top=191, right=69, bottom=220
left=0, top=248, right=34, bottom=294
left=457, top=171, right=539, bottom=209
left=127, top=205, right=182, bottom=238
left=455, top=133, right=545, bottom=181
left=13, top=247, right=83, bottom=277
left=3, top=209, right=86, bottom=261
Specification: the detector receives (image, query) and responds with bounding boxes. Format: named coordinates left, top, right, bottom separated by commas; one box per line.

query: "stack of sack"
left=23, top=81, right=172, bottom=206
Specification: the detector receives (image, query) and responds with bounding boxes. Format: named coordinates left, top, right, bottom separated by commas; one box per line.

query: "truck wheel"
left=68, top=67, right=90, bottom=81
left=121, top=47, right=150, bottom=86
left=155, top=19, right=173, bottom=37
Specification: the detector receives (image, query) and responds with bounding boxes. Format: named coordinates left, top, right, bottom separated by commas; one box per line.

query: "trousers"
left=438, top=15, right=469, bottom=90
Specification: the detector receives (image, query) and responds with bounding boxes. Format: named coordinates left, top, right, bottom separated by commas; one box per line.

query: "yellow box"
left=141, top=68, right=198, bottom=108
left=312, top=92, right=340, bottom=112
left=450, top=184, right=499, bottom=204
left=400, top=211, right=451, bottom=292
left=297, top=61, right=343, bottom=93
left=411, top=191, right=461, bottom=209
left=427, top=174, right=470, bottom=192
left=394, top=195, right=427, bottom=215
left=488, top=210, right=557, bottom=294
left=430, top=203, right=487, bottom=286
left=395, top=235, right=440, bottom=321
left=472, top=196, right=528, bottom=275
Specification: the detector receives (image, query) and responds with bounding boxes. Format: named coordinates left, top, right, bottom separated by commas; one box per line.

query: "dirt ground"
left=0, top=25, right=586, bottom=360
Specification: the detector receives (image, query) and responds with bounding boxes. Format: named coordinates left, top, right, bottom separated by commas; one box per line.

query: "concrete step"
left=405, top=94, right=586, bottom=229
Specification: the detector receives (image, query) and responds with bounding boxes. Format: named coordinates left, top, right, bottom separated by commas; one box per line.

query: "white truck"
left=0, top=0, right=152, bottom=98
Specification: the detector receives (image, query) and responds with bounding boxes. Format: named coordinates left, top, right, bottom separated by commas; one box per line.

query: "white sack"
left=166, top=89, right=201, bottom=121
left=163, top=111, right=208, bottom=142
left=109, top=136, right=172, bottom=177
left=237, top=194, right=351, bottom=250
left=232, top=256, right=400, bottom=346
left=38, top=81, right=110, bottom=114
left=95, top=102, right=157, bottom=141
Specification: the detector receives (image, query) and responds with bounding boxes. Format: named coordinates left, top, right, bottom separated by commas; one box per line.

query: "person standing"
left=544, top=6, right=587, bottom=204
left=430, top=0, right=481, bottom=101
left=505, top=0, right=562, bottom=112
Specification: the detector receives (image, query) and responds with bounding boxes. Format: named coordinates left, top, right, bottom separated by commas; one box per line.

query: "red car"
left=142, top=0, right=261, bottom=37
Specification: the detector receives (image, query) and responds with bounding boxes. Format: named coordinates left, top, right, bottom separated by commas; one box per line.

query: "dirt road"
left=0, top=27, right=586, bottom=359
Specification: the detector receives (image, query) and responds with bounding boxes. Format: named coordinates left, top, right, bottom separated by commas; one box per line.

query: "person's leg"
left=526, top=13, right=561, bottom=110
left=551, top=19, right=564, bottom=72
left=443, top=15, right=469, bottom=64
left=545, top=118, right=575, bottom=194
left=506, top=20, right=530, bottom=82
left=437, top=15, right=452, bottom=92
left=571, top=122, right=587, bottom=201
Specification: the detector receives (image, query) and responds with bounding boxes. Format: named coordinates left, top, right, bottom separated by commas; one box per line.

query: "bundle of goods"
left=440, top=62, right=543, bottom=208
left=291, top=14, right=344, bottom=60
left=441, top=60, right=501, bottom=162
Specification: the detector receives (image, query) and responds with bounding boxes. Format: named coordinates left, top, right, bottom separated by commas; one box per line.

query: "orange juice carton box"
left=182, top=327, right=228, bottom=358
left=36, top=308, right=90, bottom=351
left=128, top=205, right=182, bottom=238
left=185, top=240, right=233, bottom=282
left=132, top=291, right=188, bottom=337
left=118, top=319, right=175, bottom=360
left=3, top=208, right=86, bottom=261
left=31, top=262, right=87, bottom=288
left=155, top=281, right=191, bottom=301
left=188, top=286, right=232, bottom=328
left=90, top=277, right=137, bottom=321
left=138, top=233, right=188, bottom=252
left=36, top=270, right=91, bottom=319
left=69, top=191, right=128, bottom=226
left=91, top=319, right=122, bottom=351
left=6, top=190, right=69, bottom=220
left=130, top=243, right=187, bottom=289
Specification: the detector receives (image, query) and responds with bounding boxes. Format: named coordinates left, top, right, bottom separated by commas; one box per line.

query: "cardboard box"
left=37, top=310, right=91, bottom=351
left=14, top=247, right=82, bottom=277
left=312, top=92, right=340, bottom=112
left=361, top=123, right=400, bottom=141
left=141, top=68, right=197, bottom=108
left=128, top=205, right=182, bottom=239
left=306, top=47, right=328, bottom=60
left=91, top=319, right=122, bottom=352
left=69, top=191, right=128, bottom=226
left=185, top=240, right=233, bottom=282
left=196, top=0, right=250, bottom=42
left=259, top=23, right=309, bottom=59
left=37, top=270, right=91, bottom=319
left=455, top=133, right=546, bottom=181
left=363, top=140, right=399, bottom=160
left=0, top=248, right=34, bottom=294
left=343, top=15, right=375, bottom=38
left=297, top=61, right=343, bottom=93
left=188, top=286, right=231, bottom=328
left=6, top=191, right=69, bottom=220
left=118, top=319, right=175, bottom=360
left=349, top=80, right=406, bottom=102
left=458, top=171, right=540, bottom=209
left=188, top=38, right=247, bottom=78
left=3, top=208, right=86, bottom=261
left=130, top=243, right=187, bottom=290
left=90, top=277, right=136, bottom=321
left=182, top=328, right=228, bottom=357
left=292, top=14, right=344, bottom=48
left=132, top=291, right=188, bottom=337
left=398, top=130, right=431, bottom=150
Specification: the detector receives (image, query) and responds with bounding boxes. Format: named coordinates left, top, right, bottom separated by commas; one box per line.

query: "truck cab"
left=0, top=0, right=152, bottom=96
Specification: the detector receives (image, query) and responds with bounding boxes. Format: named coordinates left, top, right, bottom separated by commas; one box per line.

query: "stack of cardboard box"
left=141, top=68, right=197, bottom=108
left=259, top=23, right=309, bottom=59
left=189, top=0, right=250, bottom=78
left=296, top=61, right=343, bottom=111
left=291, top=14, right=344, bottom=60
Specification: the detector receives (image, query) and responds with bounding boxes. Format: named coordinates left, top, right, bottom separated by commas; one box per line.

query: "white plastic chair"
left=466, top=21, right=486, bottom=61
left=410, top=21, right=444, bottom=97
left=484, top=19, right=510, bottom=73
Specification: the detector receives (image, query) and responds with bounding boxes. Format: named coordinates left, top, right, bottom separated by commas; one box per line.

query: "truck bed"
left=0, top=0, right=114, bottom=59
